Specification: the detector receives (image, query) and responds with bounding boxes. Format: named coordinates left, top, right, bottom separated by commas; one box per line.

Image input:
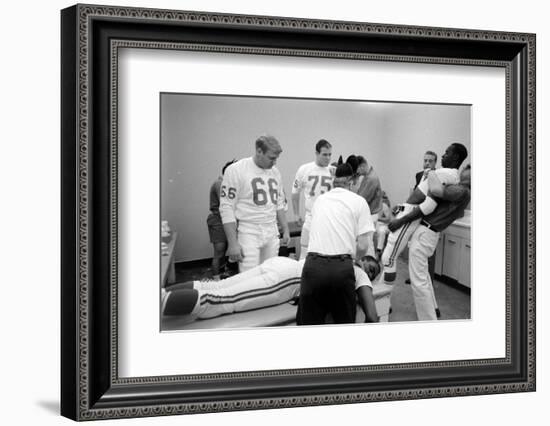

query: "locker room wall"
left=377, top=104, right=471, bottom=207
left=161, top=94, right=470, bottom=262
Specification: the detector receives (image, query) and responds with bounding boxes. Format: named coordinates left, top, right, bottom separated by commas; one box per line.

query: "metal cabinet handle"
left=447, top=239, right=457, bottom=244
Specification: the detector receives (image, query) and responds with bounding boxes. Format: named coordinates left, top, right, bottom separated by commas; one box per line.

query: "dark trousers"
left=297, top=254, right=356, bottom=325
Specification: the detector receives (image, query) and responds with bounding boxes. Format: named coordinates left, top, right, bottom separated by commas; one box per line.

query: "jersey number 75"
left=308, top=175, right=332, bottom=196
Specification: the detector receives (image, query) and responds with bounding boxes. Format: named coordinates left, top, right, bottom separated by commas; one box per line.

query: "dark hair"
left=425, top=150, right=438, bottom=162
left=315, top=139, right=332, bottom=153
left=335, top=163, right=354, bottom=178
left=222, top=159, right=237, bottom=175
left=345, top=155, right=359, bottom=174
left=450, top=143, right=468, bottom=167
left=360, top=255, right=382, bottom=280
left=356, top=155, right=367, bottom=166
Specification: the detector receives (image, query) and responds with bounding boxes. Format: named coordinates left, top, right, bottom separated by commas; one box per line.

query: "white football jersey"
left=219, top=157, right=285, bottom=225
left=292, top=162, right=335, bottom=214
left=417, top=167, right=459, bottom=195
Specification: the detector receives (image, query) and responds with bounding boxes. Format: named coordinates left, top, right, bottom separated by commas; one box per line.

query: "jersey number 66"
left=251, top=177, right=278, bottom=206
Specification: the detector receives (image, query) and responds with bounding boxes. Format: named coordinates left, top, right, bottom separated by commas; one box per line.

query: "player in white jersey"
left=381, top=143, right=468, bottom=282
left=162, top=255, right=380, bottom=322
left=220, top=135, right=290, bottom=273
left=291, top=139, right=335, bottom=259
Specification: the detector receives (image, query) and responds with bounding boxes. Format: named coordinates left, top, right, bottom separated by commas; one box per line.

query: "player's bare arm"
left=404, top=187, right=428, bottom=205
left=291, top=192, right=303, bottom=226
left=356, top=286, right=379, bottom=323
left=388, top=207, right=423, bottom=232
left=277, top=208, right=291, bottom=246
left=222, top=222, right=244, bottom=262
left=356, top=256, right=381, bottom=322
left=356, top=232, right=372, bottom=260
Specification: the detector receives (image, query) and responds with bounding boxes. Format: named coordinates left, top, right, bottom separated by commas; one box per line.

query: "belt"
left=420, top=219, right=440, bottom=232
left=307, top=252, right=352, bottom=260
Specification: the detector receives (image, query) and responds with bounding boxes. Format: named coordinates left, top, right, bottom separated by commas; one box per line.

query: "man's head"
left=441, top=143, right=468, bottom=169
left=333, top=163, right=354, bottom=189
left=460, top=164, right=471, bottom=187
left=254, top=135, right=282, bottom=169
left=361, top=255, right=382, bottom=281
left=314, top=139, right=332, bottom=167
left=423, top=150, right=437, bottom=170
left=356, top=155, right=369, bottom=175
left=345, top=155, right=359, bottom=175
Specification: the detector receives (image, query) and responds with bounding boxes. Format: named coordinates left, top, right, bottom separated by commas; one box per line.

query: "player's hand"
left=388, top=219, right=402, bottom=232
left=226, top=243, right=244, bottom=263
left=281, top=230, right=291, bottom=246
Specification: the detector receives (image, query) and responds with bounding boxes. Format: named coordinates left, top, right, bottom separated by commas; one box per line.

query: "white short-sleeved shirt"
left=308, top=188, right=374, bottom=256
left=219, top=157, right=285, bottom=225
left=292, top=162, right=335, bottom=214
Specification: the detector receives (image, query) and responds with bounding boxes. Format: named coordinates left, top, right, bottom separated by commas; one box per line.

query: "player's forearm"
left=356, top=286, right=379, bottom=323
left=277, top=209, right=290, bottom=234
left=291, top=193, right=301, bottom=220
left=433, top=185, right=469, bottom=202
left=222, top=222, right=239, bottom=247
left=356, top=232, right=372, bottom=259
left=399, top=206, right=423, bottom=225
left=388, top=206, right=423, bottom=232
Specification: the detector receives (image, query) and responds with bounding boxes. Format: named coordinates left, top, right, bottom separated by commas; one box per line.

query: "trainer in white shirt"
left=297, top=163, right=375, bottom=325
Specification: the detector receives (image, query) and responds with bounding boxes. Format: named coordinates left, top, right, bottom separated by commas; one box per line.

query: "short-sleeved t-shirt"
left=308, top=188, right=374, bottom=256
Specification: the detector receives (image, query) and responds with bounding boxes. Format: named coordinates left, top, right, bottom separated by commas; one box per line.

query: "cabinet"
left=442, top=234, right=461, bottom=280
left=458, top=239, right=471, bottom=287
left=435, top=224, right=470, bottom=288
left=434, top=234, right=444, bottom=275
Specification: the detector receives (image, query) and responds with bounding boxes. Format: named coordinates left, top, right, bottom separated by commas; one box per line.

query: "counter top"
left=452, top=210, right=471, bottom=228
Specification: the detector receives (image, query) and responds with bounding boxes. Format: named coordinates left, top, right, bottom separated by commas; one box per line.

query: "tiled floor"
left=388, top=257, right=470, bottom=322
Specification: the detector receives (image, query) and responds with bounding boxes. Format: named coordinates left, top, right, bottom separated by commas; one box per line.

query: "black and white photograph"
left=54, top=2, right=537, bottom=422
left=160, top=93, right=472, bottom=331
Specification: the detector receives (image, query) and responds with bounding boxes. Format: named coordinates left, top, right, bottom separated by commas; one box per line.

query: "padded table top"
left=161, top=283, right=393, bottom=331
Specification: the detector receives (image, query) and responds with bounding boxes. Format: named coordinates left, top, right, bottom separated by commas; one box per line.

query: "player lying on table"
left=381, top=143, right=468, bottom=282
left=162, top=255, right=381, bottom=323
